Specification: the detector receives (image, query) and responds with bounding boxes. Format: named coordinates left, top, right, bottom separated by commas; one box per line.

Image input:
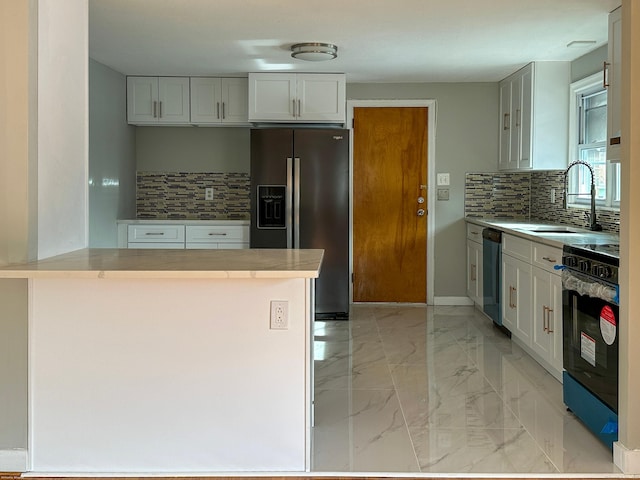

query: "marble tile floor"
left=311, top=304, right=620, bottom=474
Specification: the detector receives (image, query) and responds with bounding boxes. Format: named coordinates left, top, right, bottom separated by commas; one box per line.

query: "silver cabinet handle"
left=153, top=101, right=158, bottom=118
left=547, top=307, right=554, bottom=333
left=208, top=232, right=227, bottom=236
left=217, top=102, right=220, bottom=119
left=603, top=61, right=610, bottom=88
left=222, top=102, right=226, bottom=120
left=515, top=108, right=521, bottom=127
left=159, top=101, right=163, bottom=118
left=543, top=305, right=549, bottom=332
left=503, top=112, right=510, bottom=130
left=298, top=99, right=301, bottom=118
left=145, top=232, right=164, bottom=236
left=293, top=99, right=297, bottom=118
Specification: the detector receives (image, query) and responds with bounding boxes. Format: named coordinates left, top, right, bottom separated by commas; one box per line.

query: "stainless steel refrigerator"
left=250, top=128, right=349, bottom=320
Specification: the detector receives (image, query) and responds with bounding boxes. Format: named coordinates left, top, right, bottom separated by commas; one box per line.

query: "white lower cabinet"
left=531, top=266, right=563, bottom=378
left=121, top=222, right=249, bottom=249
left=466, top=223, right=483, bottom=306
left=502, top=252, right=532, bottom=343
left=501, top=233, right=564, bottom=381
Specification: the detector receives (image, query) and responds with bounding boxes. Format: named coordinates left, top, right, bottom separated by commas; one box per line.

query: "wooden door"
left=353, top=107, right=427, bottom=303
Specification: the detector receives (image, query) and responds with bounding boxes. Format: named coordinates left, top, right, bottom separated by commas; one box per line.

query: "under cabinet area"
left=127, top=76, right=190, bottom=124
left=498, top=62, right=570, bottom=171
left=118, top=221, right=249, bottom=249
left=248, top=73, right=346, bottom=123
left=466, top=223, right=483, bottom=306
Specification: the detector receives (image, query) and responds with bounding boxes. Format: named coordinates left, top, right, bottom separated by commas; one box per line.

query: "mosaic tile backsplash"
left=136, top=172, right=250, bottom=220
left=465, top=170, right=620, bottom=234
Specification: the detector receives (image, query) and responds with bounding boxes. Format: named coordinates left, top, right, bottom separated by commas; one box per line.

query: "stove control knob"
left=579, top=260, right=591, bottom=273
left=593, top=264, right=612, bottom=279
left=564, top=256, right=578, bottom=268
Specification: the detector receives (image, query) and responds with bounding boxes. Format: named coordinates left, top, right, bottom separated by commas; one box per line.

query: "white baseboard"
left=614, top=441, right=640, bottom=473
left=0, top=448, right=27, bottom=472
left=433, top=296, right=474, bottom=306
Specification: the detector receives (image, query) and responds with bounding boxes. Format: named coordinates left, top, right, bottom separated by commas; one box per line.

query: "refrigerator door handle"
left=294, top=157, right=301, bottom=248
left=286, top=157, right=293, bottom=248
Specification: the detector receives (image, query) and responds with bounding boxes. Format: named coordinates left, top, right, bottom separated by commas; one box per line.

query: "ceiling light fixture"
left=566, top=40, right=597, bottom=48
left=291, top=42, right=338, bottom=61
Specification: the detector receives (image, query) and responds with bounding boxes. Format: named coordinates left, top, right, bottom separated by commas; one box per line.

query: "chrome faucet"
left=564, top=160, right=602, bottom=231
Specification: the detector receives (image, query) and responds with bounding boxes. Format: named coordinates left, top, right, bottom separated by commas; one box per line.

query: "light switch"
left=437, top=173, right=450, bottom=186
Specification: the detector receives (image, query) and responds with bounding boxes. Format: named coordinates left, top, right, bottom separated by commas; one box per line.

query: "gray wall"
left=571, top=45, right=608, bottom=82
left=89, top=58, right=136, bottom=246
left=136, top=127, right=251, bottom=173
left=347, top=83, right=499, bottom=299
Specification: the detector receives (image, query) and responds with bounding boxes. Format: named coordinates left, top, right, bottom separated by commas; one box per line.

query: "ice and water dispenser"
left=257, top=186, right=286, bottom=229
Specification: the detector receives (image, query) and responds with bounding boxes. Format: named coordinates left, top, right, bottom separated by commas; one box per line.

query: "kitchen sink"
left=525, top=227, right=582, bottom=234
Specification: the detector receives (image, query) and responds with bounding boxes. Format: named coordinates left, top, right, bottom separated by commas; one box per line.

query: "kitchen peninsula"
left=0, top=248, right=322, bottom=473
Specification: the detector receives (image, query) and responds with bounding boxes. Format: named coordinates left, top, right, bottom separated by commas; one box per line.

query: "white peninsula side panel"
left=28, top=277, right=311, bottom=473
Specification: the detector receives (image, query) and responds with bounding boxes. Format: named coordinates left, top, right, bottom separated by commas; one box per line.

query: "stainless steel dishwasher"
left=482, top=228, right=503, bottom=327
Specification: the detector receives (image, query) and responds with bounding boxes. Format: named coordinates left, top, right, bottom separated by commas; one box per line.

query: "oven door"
left=563, top=273, right=619, bottom=412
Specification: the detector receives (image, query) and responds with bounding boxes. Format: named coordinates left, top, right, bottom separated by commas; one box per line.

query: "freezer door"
left=295, top=129, right=350, bottom=317
left=250, top=129, right=293, bottom=248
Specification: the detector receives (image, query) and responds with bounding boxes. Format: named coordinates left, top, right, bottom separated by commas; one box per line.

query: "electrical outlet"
left=270, top=300, right=288, bottom=330
left=205, top=187, right=214, bottom=201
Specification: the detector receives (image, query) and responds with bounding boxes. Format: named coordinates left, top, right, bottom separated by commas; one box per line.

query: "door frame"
left=347, top=99, right=437, bottom=305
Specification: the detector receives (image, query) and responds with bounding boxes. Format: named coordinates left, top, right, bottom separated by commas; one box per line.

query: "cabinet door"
left=248, top=73, right=296, bottom=122
left=127, top=77, right=159, bottom=123
left=607, top=6, right=622, bottom=162
left=548, top=273, right=563, bottom=374
left=531, top=267, right=552, bottom=360
left=518, top=65, right=533, bottom=169
left=157, top=77, right=190, bottom=124
left=296, top=74, right=346, bottom=123
left=498, top=78, right=514, bottom=170
left=503, top=253, right=531, bottom=344
left=221, top=77, right=249, bottom=124
left=509, top=74, right=522, bottom=170
left=467, top=240, right=479, bottom=304
left=190, top=77, right=222, bottom=124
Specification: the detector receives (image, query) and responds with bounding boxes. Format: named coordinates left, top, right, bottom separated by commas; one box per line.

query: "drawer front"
left=502, top=234, right=532, bottom=262
left=532, top=242, right=563, bottom=274
left=186, top=225, right=249, bottom=243
left=186, top=242, right=249, bottom=250
left=466, top=223, right=483, bottom=243
left=128, top=225, right=185, bottom=243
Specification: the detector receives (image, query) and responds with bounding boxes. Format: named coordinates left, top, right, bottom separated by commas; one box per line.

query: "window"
left=568, top=73, right=620, bottom=209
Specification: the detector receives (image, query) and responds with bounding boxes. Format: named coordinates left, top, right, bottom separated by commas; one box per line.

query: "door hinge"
left=352, top=118, right=355, bottom=129
left=351, top=273, right=354, bottom=283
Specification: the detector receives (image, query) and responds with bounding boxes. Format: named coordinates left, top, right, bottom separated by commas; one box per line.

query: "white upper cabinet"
left=190, top=77, right=249, bottom=125
left=606, top=6, right=622, bottom=162
left=248, top=73, right=346, bottom=123
left=498, top=62, right=570, bottom=171
left=127, top=76, right=190, bottom=125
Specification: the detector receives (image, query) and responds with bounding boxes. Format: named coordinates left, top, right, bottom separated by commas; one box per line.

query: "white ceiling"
left=89, top=0, right=621, bottom=83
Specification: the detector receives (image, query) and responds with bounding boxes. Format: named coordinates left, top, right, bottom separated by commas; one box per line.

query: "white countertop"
left=0, top=248, right=323, bottom=279
left=466, top=217, right=619, bottom=248
left=117, top=219, right=249, bottom=226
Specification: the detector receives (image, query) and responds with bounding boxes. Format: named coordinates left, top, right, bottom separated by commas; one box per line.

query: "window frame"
left=568, top=72, right=620, bottom=210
